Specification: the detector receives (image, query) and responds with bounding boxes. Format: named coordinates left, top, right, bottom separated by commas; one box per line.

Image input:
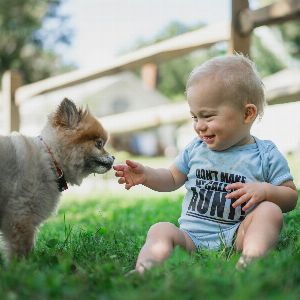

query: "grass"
left=0, top=191, right=300, bottom=300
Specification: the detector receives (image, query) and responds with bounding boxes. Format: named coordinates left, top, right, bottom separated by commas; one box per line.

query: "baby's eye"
left=191, top=116, right=198, bottom=121
left=95, top=139, right=103, bottom=149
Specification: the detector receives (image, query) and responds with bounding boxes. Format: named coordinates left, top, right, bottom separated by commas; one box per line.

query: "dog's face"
left=46, top=98, right=114, bottom=185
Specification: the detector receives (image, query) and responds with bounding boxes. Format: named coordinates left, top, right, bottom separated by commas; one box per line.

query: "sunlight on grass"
left=0, top=191, right=299, bottom=299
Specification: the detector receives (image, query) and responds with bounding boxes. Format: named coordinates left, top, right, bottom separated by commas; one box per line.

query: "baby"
left=114, top=54, right=298, bottom=272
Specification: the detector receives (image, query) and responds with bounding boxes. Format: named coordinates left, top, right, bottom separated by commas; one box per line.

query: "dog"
left=0, top=98, right=115, bottom=260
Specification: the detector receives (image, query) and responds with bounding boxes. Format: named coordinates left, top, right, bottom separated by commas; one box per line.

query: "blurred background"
left=1, top=0, right=300, bottom=196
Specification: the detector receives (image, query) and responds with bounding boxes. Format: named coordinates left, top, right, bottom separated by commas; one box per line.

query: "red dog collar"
left=38, top=135, right=68, bottom=192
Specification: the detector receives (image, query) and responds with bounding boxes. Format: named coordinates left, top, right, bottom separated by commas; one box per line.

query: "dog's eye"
left=95, top=140, right=103, bottom=149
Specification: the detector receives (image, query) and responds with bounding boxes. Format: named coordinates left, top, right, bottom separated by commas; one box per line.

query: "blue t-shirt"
left=175, top=136, right=293, bottom=235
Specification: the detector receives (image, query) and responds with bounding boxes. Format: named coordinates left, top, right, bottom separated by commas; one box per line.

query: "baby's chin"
left=205, top=142, right=229, bottom=152
left=207, top=146, right=224, bottom=151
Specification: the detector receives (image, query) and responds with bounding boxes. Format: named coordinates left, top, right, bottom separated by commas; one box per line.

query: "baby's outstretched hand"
left=225, top=182, right=268, bottom=211
left=113, top=160, right=146, bottom=190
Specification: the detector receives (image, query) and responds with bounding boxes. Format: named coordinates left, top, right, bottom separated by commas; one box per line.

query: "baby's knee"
left=147, top=222, right=176, bottom=239
left=257, top=201, right=283, bottom=224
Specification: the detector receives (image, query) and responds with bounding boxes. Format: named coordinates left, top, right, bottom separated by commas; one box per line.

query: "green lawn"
left=0, top=191, right=299, bottom=300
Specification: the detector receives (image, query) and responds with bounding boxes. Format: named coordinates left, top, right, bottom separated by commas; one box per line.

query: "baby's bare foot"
left=236, top=255, right=257, bottom=270
left=125, top=259, right=156, bottom=277
left=125, top=269, right=140, bottom=277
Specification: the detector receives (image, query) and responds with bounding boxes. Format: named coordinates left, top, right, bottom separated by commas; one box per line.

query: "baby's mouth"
left=202, top=135, right=215, bottom=144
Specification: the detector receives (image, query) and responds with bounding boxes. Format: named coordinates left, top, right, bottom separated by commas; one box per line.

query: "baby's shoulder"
left=254, top=136, right=277, bottom=152
left=184, top=137, right=203, bottom=152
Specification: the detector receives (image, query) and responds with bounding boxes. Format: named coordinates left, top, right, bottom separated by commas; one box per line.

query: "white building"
left=10, top=72, right=176, bottom=156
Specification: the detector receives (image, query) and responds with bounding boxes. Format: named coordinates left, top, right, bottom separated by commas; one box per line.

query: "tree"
left=257, top=0, right=300, bottom=61
left=251, top=34, right=285, bottom=77
left=157, top=46, right=225, bottom=100
left=129, top=20, right=283, bottom=100
left=0, top=0, right=74, bottom=85
left=127, top=21, right=225, bottom=101
left=277, top=20, right=300, bottom=60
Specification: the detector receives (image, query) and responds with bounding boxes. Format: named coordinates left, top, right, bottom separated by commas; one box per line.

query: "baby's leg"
left=135, top=222, right=196, bottom=274
left=234, top=201, right=283, bottom=268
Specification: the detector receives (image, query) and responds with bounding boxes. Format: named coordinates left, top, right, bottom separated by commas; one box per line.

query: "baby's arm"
left=113, top=160, right=187, bottom=192
left=225, top=180, right=298, bottom=213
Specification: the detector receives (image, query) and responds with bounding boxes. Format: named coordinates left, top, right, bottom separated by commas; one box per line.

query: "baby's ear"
left=244, top=104, right=257, bottom=123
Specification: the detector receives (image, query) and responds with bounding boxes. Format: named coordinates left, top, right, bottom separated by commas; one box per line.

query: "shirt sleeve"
left=175, top=138, right=198, bottom=175
left=266, top=145, right=293, bottom=185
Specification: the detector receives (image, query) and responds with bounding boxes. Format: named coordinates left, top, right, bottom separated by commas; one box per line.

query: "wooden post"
left=141, top=63, right=158, bottom=89
left=229, top=0, right=251, bottom=56
left=2, top=71, right=22, bottom=133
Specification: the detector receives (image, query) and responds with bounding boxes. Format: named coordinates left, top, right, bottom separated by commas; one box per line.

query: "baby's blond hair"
left=186, top=54, right=265, bottom=119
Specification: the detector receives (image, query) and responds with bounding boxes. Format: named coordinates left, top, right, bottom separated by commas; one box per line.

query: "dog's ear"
left=53, top=98, right=86, bottom=128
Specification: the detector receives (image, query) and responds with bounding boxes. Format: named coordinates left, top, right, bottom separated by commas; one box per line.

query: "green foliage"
left=277, top=20, right=300, bottom=60
left=157, top=46, right=226, bottom=100
left=258, top=1, right=300, bottom=60
left=251, top=34, right=285, bottom=77
left=128, top=18, right=290, bottom=101
left=0, top=0, right=74, bottom=84
left=130, top=20, right=204, bottom=49
left=0, top=191, right=299, bottom=299
left=127, top=21, right=225, bottom=101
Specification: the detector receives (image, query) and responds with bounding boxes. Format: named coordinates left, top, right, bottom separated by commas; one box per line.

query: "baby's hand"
left=113, top=160, right=146, bottom=190
left=225, top=182, right=268, bottom=211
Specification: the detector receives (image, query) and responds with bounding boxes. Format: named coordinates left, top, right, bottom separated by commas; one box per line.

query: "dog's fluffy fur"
left=0, top=98, right=114, bottom=260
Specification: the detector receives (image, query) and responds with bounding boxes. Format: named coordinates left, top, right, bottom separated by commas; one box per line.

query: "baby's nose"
left=196, top=120, right=207, bottom=131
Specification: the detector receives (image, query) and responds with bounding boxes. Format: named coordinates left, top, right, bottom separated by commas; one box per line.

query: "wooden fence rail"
left=15, top=22, right=229, bottom=105
left=101, top=69, right=300, bottom=134
left=1, top=0, right=300, bottom=134
left=239, top=0, right=300, bottom=35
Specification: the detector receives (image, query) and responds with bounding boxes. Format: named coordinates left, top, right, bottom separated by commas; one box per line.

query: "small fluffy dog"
left=0, top=98, right=114, bottom=260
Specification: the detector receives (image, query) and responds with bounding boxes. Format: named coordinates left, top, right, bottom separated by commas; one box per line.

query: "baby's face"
left=187, top=77, right=252, bottom=151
